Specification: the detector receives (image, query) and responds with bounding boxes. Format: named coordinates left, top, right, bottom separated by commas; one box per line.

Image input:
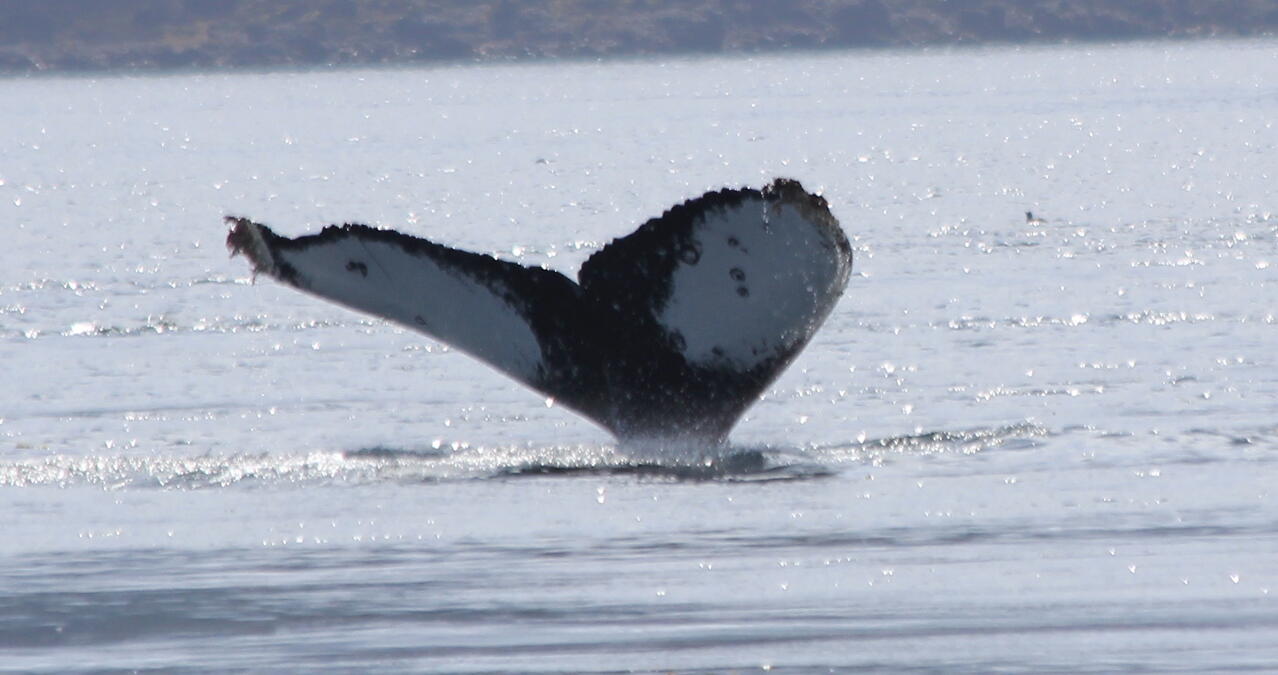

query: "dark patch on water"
left=501, top=449, right=833, bottom=482
left=344, top=446, right=449, bottom=460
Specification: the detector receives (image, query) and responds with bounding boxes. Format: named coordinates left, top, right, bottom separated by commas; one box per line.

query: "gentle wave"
left=0, top=423, right=1046, bottom=489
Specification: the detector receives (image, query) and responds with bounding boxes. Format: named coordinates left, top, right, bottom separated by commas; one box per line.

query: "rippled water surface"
left=3, top=40, right=1277, bottom=672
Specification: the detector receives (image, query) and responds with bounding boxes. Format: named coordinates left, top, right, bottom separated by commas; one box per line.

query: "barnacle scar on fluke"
left=226, top=178, right=853, bottom=444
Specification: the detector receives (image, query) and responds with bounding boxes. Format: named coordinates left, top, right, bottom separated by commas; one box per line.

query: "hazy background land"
left=3, top=0, right=1278, bottom=74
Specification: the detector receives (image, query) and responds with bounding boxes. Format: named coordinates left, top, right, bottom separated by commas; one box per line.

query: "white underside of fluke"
left=657, top=196, right=845, bottom=370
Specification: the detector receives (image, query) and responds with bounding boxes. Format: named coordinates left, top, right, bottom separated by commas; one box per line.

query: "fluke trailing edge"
left=226, top=178, right=852, bottom=443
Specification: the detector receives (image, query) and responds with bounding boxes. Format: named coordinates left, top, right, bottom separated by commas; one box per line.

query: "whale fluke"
left=226, top=178, right=852, bottom=443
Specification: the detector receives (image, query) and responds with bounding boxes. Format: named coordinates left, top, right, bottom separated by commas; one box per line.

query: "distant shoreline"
left=3, top=0, right=1276, bottom=76
left=6, top=35, right=1273, bottom=84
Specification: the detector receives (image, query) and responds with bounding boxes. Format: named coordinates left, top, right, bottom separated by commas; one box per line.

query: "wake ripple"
left=0, top=422, right=1045, bottom=489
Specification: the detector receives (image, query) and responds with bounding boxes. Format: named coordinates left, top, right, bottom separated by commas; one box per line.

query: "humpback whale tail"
left=227, top=178, right=852, bottom=443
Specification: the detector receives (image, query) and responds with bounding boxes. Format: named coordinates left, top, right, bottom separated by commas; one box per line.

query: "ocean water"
left=2, top=39, right=1277, bottom=672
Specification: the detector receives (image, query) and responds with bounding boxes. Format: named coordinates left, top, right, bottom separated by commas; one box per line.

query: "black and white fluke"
left=227, top=178, right=852, bottom=443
